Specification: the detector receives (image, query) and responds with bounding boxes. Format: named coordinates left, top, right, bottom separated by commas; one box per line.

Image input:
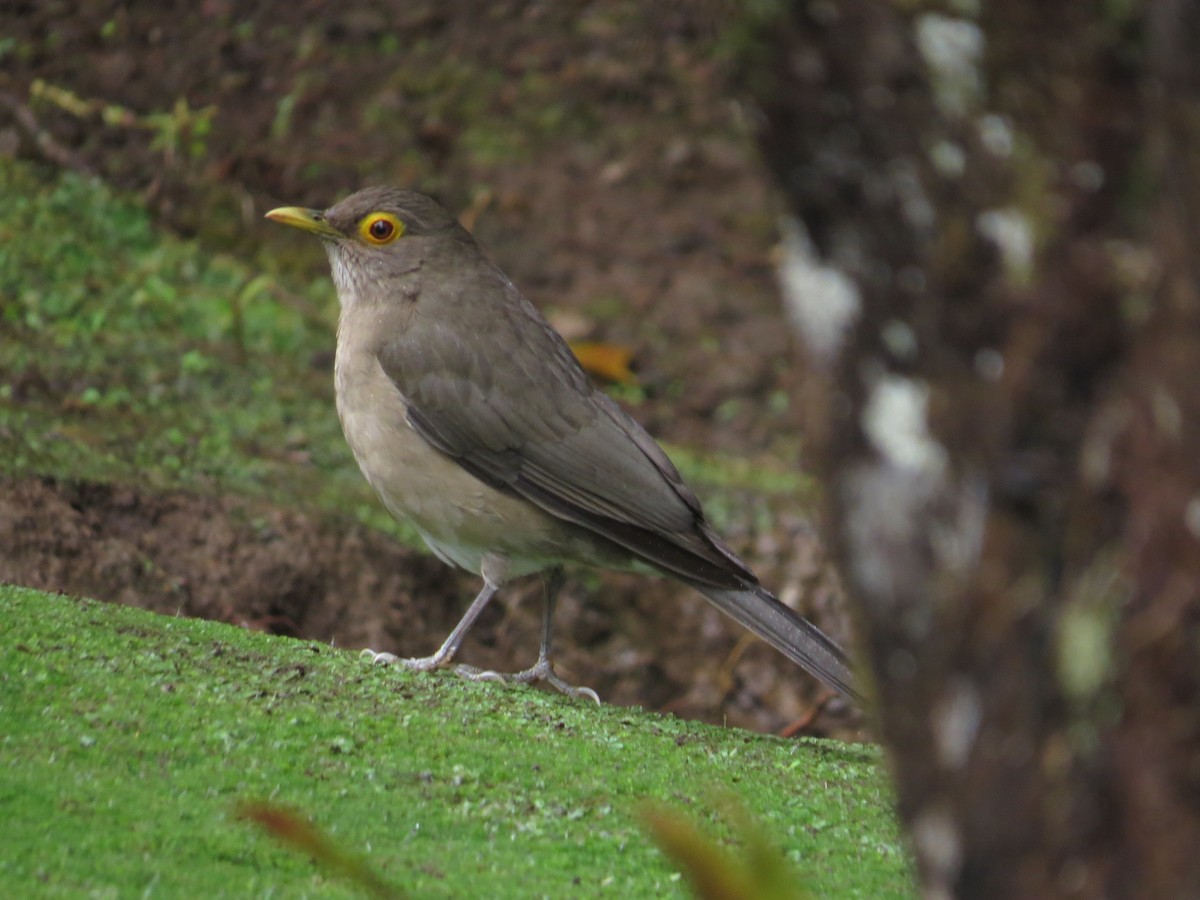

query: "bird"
left=265, top=187, right=858, bottom=703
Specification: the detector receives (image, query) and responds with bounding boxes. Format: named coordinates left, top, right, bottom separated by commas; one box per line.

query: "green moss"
left=0, top=586, right=913, bottom=897
left=0, top=160, right=416, bottom=542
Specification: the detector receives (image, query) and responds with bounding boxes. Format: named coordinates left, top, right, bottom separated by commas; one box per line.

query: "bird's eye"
left=359, top=212, right=404, bottom=245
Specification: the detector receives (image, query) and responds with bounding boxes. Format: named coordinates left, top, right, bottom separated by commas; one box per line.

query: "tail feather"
left=696, top=584, right=859, bottom=702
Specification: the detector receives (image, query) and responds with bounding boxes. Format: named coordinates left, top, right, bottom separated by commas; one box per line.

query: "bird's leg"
left=371, top=566, right=600, bottom=703
left=494, top=567, right=600, bottom=704
left=365, top=579, right=499, bottom=671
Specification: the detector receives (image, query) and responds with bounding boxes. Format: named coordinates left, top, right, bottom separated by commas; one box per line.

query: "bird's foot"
left=361, top=649, right=449, bottom=672
left=454, top=659, right=601, bottom=704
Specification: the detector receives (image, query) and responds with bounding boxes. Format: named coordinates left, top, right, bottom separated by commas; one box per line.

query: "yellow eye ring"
left=359, top=212, right=404, bottom=245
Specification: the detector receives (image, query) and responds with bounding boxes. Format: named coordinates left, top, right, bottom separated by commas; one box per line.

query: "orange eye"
left=359, top=212, right=404, bottom=245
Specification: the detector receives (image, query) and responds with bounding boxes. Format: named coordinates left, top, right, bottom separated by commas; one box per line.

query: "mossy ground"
left=0, top=585, right=910, bottom=897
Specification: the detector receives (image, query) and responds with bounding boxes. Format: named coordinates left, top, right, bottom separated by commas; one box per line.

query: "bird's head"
left=266, top=187, right=461, bottom=307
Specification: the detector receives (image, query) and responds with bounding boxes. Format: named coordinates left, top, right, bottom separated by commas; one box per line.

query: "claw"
left=364, top=650, right=451, bottom=673
left=453, top=664, right=507, bottom=684
left=362, top=649, right=399, bottom=664
left=565, top=683, right=601, bottom=705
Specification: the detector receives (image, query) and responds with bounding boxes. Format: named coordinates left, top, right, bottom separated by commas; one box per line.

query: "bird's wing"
left=375, top=279, right=754, bottom=590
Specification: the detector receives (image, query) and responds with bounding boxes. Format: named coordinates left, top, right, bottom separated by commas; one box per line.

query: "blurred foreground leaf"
left=237, top=801, right=406, bottom=899
left=641, top=796, right=809, bottom=900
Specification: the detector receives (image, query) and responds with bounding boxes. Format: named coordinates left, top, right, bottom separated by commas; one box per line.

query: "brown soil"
left=0, top=2, right=861, bottom=737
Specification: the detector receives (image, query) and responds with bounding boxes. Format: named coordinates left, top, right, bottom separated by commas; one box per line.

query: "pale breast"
left=333, top=344, right=613, bottom=579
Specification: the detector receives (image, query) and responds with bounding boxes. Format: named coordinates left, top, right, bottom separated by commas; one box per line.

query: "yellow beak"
left=264, top=206, right=343, bottom=239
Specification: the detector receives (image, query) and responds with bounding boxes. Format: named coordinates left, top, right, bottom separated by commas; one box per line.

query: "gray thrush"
left=266, top=187, right=858, bottom=703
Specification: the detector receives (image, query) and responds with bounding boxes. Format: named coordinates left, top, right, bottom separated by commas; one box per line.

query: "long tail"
left=696, top=584, right=860, bottom=702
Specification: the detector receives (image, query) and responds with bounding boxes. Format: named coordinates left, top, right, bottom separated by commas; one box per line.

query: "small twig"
left=0, top=88, right=95, bottom=176
left=778, top=691, right=834, bottom=738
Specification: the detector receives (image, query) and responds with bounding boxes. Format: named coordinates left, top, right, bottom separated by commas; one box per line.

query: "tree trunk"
left=735, top=2, right=1200, bottom=895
